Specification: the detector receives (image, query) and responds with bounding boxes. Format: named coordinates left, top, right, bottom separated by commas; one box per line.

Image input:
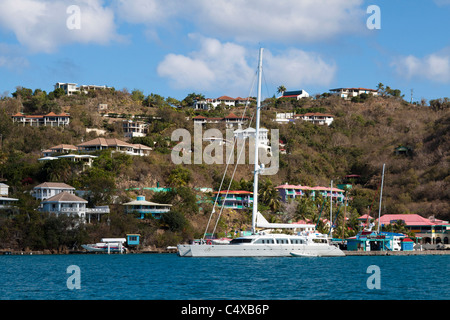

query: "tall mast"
left=252, top=48, right=264, bottom=234
left=377, top=163, right=385, bottom=233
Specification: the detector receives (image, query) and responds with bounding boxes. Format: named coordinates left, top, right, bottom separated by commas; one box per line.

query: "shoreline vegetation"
left=0, top=85, right=449, bottom=253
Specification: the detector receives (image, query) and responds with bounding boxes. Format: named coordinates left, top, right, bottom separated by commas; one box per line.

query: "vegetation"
left=0, top=85, right=448, bottom=252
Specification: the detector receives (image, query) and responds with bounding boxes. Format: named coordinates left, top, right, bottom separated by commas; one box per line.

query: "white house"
left=279, top=90, right=310, bottom=100
left=42, top=144, right=78, bottom=157
left=0, top=183, right=18, bottom=210
left=295, top=113, right=334, bottom=126
left=123, top=120, right=148, bottom=138
left=329, top=87, right=378, bottom=100
left=193, top=96, right=254, bottom=110
left=33, top=182, right=76, bottom=201
left=234, top=127, right=271, bottom=154
left=54, top=82, right=79, bottom=95
left=40, top=192, right=109, bottom=223
left=54, top=82, right=111, bottom=96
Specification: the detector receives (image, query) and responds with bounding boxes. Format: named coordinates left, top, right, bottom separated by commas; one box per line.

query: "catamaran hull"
left=177, top=244, right=345, bottom=257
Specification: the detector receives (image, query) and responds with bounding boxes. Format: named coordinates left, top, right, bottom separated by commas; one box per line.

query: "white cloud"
left=0, top=0, right=121, bottom=53
left=115, top=0, right=365, bottom=44
left=391, top=49, right=450, bottom=83
left=157, top=35, right=336, bottom=95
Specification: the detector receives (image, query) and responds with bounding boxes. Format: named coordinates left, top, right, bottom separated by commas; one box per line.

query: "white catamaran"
left=177, top=48, right=345, bottom=258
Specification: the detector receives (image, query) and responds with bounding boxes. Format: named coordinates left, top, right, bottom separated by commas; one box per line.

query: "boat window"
left=276, top=239, right=288, bottom=244
left=230, top=238, right=253, bottom=244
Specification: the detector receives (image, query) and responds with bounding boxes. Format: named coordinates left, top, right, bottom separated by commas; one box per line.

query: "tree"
left=259, top=179, right=281, bottom=213
left=168, top=166, right=191, bottom=187
left=277, top=85, right=286, bottom=96
left=131, top=89, right=145, bottom=102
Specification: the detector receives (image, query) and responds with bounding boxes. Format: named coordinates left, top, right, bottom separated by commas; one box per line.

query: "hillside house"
left=278, top=90, right=310, bottom=100
left=123, top=120, right=148, bottom=138
left=123, top=196, right=172, bottom=219
left=193, top=96, right=254, bottom=110
left=330, top=87, right=378, bottom=100
left=42, top=144, right=78, bottom=157
left=212, top=190, right=254, bottom=210
left=33, top=182, right=76, bottom=201
left=276, top=183, right=345, bottom=203
left=39, top=192, right=110, bottom=223
left=12, top=112, right=70, bottom=127
left=76, top=138, right=151, bottom=156
left=295, top=113, right=334, bottom=126
left=193, top=113, right=249, bottom=129
left=0, top=183, right=18, bottom=210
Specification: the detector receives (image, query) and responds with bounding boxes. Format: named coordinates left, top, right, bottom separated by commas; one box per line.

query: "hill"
left=0, top=87, right=448, bottom=251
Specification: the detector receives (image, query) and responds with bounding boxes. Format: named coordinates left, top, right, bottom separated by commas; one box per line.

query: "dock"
left=344, top=250, right=450, bottom=256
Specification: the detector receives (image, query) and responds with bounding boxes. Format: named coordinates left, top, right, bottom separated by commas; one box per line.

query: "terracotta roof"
left=77, top=138, right=134, bottom=147
left=217, top=96, right=235, bottom=100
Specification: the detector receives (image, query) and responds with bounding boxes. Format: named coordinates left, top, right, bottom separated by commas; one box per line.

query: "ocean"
left=0, top=253, right=448, bottom=301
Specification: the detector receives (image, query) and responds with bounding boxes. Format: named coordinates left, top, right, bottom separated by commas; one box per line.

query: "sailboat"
left=177, top=48, right=345, bottom=257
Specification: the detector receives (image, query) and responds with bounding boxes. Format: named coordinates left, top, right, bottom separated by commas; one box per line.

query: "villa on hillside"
left=12, top=112, right=70, bottom=127
left=76, top=138, right=152, bottom=156
left=274, top=112, right=334, bottom=126
left=275, top=183, right=345, bottom=203
left=54, top=82, right=111, bottom=96
left=42, top=144, right=78, bottom=157
left=39, top=191, right=110, bottom=223
left=294, top=113, right=334, bottom=126
left=192, top=112, right=249, bottom=129
left=122, top=196, right=172, bottom=219
left=123, top=120, right=148, bottom=138
left=32, top=182, right=76, bottom=201
left=329, top=87, right=378, bottom=100
left=193, top=96, right=254, bottom=110
left=212, top=190, right=254, bottom=210
left=278, top=90, right=310, bottom=100
left=0, top=183, right=18, bottom=210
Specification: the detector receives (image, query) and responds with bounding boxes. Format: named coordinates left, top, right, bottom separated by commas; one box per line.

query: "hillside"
left=0, top=87, right=448, bottom=251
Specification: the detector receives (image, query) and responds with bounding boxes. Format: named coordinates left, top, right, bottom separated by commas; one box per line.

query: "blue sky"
left=0, top=0, right=449, bottom=103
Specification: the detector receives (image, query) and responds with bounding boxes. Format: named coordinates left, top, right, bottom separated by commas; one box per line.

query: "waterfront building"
left=123, top=196, right=172, bottom=219
left=212, top=190, right=254, bottom=210
left=376, top=214, right=449, bottom=245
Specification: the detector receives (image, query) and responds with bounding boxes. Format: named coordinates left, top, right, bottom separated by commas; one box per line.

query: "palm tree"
left=259, top=179, right=281, bottom=213
left=277, top=85, right=286, bottom=97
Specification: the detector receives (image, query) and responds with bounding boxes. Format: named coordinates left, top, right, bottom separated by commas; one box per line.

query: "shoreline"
left=1, top=249, right=449, bottom=256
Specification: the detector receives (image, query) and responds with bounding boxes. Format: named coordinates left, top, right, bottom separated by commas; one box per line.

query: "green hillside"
left=0, top=87, right=448, bottom=252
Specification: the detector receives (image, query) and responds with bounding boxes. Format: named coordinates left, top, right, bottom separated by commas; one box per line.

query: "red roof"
left=376, top=214, right=449, bottom=226
left=213, top=190, right=253, bottom=195
left=217, top=96, right=235, bottom=101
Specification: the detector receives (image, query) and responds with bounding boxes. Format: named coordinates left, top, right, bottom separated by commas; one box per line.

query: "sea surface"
left=0, top=253, right=448, bottom=301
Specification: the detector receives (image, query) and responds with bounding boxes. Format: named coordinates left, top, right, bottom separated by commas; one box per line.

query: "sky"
left=0, top=0, right=450, bottom=103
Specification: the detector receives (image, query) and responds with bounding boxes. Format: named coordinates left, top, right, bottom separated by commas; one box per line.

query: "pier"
left=344, top=250, right=450, bottom=256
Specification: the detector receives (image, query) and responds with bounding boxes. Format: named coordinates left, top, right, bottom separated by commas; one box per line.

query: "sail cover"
left=255, top=212, right=315, bottom=229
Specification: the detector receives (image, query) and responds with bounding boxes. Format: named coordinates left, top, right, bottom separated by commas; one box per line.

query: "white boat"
left=177, top=48, right=345, bottom=258
left=82, top=238, right=127, bottom=253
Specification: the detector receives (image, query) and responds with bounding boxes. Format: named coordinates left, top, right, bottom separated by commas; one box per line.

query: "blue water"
left=0, top=254, right=448, bottom=300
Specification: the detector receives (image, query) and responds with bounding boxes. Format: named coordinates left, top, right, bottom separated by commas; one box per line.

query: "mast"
left=377, top=163, right=385, bottom=233
left=330, top=180, right=333, bottom=236
left=252, top=47, right=264, bottom=235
